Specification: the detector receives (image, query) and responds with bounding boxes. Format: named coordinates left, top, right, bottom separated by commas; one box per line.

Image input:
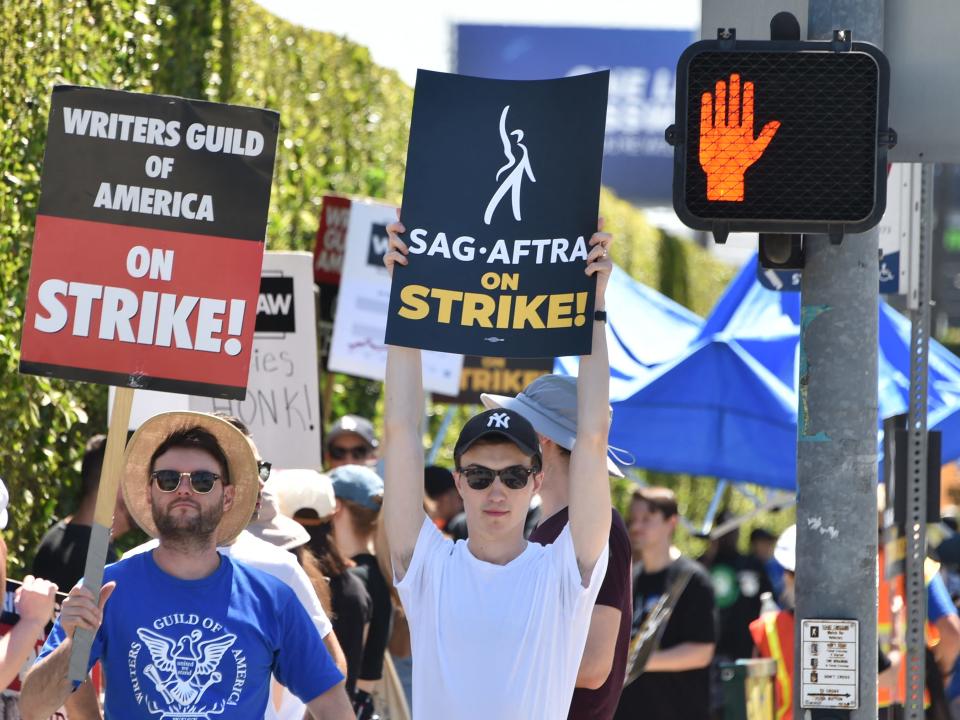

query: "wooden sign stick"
left=67, top=386, right=134, bottom=682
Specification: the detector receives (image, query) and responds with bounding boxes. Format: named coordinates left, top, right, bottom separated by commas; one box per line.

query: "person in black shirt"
left=615, top=487, right=716, bottom=720
left=329, top=465, right=393, bottom=714
left=699, top=516, right=775, bottom=661
left=31, top=433, right=134, bottom=591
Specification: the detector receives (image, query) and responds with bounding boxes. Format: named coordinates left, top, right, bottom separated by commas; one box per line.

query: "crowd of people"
left=0, top=219, right=957, bottom=720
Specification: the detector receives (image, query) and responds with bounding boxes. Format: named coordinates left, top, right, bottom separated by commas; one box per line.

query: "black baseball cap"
left=453, top=409, right=542, bottom=469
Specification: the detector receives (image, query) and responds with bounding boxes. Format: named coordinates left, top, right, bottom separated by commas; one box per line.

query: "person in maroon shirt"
left=483, top=373, right=632, bottom=720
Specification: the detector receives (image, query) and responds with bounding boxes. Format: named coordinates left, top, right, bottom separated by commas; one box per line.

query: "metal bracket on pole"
left=904, top=164, right=934, bottom=719
left=699, top=479, right=729, bottom=536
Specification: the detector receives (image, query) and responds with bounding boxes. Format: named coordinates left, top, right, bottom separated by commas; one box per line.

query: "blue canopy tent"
left=598, top=255, right=960, bottom=495
left=605, top=337, right=798, bottom=490
left=555, top=265, right=703, bottom=400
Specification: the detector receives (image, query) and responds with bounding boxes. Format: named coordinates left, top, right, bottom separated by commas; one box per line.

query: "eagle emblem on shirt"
left=136, top=627, right=237, bottom=711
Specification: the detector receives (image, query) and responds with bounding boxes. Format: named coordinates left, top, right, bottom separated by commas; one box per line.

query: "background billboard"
left=455, top=24, right=693, bottom=205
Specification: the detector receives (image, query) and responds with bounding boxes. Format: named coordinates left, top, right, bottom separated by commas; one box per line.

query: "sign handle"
left=67, top=386, right=134, bottom=682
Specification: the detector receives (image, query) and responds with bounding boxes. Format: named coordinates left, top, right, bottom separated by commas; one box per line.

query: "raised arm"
left=568, top=222, right=613, bottom=583
left=383, top=217, right=428, bottom=581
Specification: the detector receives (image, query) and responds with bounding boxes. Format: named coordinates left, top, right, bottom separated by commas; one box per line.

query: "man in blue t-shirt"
left=22, top=412, right=353, bottom=720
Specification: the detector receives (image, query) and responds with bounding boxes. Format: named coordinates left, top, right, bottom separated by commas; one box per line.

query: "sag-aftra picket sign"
left=20, top=86, right=279, bottom=399
left=386, top=70, right=609, bottom=358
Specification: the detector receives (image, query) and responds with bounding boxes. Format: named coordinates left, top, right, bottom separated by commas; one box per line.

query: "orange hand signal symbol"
left=699, top=74, right=781, bottom=202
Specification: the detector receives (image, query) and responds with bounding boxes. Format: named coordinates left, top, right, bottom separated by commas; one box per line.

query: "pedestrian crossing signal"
left=667, top=33, right=893, bottom=244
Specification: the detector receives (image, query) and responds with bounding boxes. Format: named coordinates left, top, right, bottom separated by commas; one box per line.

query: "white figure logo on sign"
left=483, top=105, right=536, bottom=225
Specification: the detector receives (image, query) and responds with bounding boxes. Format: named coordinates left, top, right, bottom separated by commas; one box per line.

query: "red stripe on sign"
left=20, top=215, right=263, bottom=391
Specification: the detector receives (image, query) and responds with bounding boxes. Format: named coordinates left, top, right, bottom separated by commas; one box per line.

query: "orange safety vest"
left=750, top=610, right=794, bottom=720
left=878, top=548, right=939, bottom=708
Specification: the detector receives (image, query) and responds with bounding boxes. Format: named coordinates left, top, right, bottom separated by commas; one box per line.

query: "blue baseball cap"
left=329, top=465, right=384, bottom=511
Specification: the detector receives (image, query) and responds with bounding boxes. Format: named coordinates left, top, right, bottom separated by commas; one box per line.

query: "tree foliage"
left=1, top=0, right=162, bottom=571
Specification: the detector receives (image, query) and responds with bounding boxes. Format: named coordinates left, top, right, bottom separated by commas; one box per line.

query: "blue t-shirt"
left=38, top=551, right=343, bottom=719
left=928, top=573, right=955, bottom=624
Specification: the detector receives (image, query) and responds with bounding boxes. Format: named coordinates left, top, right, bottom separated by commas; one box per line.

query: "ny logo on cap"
left=487, top=412, right=510, bottom=429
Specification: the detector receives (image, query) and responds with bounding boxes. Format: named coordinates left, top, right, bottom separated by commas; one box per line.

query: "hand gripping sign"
left=386, top=70, right=609, bottom=359
left=19, top=86, right=279, bottom=681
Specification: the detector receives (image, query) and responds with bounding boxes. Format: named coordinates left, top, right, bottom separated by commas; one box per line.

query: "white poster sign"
left=327, top=199, right=463, bottom=395
left=800, top=619, right=859, bottom=710
left=879, top=163, right=922, bottom=306
left=119, top=252, right=322, bottom=469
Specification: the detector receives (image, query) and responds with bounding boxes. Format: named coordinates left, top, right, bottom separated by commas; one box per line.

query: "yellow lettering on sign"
left=398, top=285, right=430, bottom=320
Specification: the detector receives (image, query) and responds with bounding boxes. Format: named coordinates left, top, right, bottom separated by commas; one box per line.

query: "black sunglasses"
left=457, top=464, right=537, bottom=491
left=328, top=445, right=371, bottom=461
left=151, top=470, right=222, bottom=494
left=257, top=460, right=272, bottom=483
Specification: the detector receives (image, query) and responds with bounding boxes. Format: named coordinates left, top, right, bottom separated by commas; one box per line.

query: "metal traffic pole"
left=794, top=2, right=884, bottom=718
left=901, top=164, right=935, bottom=719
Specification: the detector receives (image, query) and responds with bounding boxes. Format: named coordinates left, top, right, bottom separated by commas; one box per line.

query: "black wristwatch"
left=594, top=310, right=607, bottom=323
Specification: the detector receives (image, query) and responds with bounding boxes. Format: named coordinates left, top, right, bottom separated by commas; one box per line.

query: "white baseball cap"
left=269, top=469, right=336, bottom=521
left=774, top=524, right=796, bottom=573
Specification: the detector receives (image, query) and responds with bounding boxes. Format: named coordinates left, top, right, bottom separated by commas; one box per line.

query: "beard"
left=152, top=498, right=223, bottom=547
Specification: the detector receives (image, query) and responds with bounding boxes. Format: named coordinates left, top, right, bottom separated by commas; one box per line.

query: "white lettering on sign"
left=315, top=203, right=350, bottom=276
left=126, top=246, right=174, bottom=281
left=567, top=65, right=675, bottom=141
left=63, top=107, right=181, bottom=146
left=61, top=108, right=266, bottom=158
left=184, top=123, right=264, bottom=156
left=257, top=293, right=293, bottom=316
left=406, top=229, right=588, bottom=266
left=93, top=183, right=214, bottom=222
left=31, top=246, right=247, bottom=357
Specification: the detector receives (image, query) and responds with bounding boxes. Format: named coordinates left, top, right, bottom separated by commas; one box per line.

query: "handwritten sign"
left=327, top=198, right=463, bottom=395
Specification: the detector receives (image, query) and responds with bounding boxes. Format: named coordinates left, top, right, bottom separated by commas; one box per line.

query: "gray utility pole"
left=901, top=164, right=935, bottom=720
left=795, top=2, right=883, bottom=719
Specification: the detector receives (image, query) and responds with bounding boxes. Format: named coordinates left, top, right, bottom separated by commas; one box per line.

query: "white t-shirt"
left=396, top=518, right=607, bottom=720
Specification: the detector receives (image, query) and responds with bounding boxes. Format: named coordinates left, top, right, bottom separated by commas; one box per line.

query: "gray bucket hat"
left=482, top=374, right=626, bottom=478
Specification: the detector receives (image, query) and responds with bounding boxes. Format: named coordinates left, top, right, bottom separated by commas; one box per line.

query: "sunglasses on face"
left=457, top=464, right=537, bottom=491
left=151, top=470, right=222, bottom=494
left=328, top=445, right=371, bottom=461
left=257, top=460, right=272, bottom=483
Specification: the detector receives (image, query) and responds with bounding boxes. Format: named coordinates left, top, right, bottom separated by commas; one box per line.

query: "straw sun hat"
left=121, top=411, right=259, bottom=546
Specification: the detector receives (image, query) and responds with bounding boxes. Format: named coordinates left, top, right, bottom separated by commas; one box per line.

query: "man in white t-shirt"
left=382, top=217, right=614, bottom=720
